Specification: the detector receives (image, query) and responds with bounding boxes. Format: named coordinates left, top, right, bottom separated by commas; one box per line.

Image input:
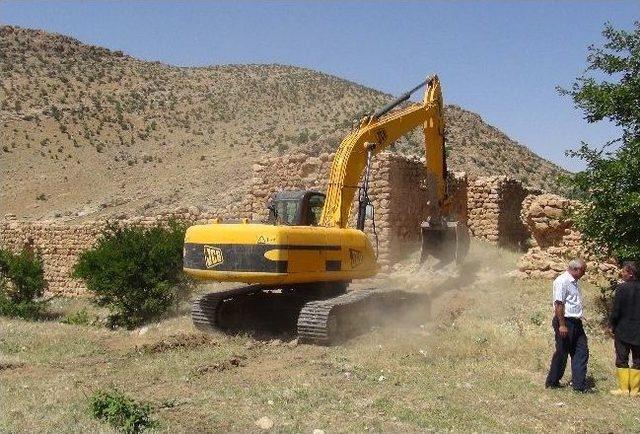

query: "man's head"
left=567, top=258, right=587, bottom=280
left=620, top=261, right=639, bottom=282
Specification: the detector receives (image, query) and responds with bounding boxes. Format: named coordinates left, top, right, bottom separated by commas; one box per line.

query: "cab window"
left=308, top=194, right=325, bottom=226
left=275, top=200, right=300, bottom=225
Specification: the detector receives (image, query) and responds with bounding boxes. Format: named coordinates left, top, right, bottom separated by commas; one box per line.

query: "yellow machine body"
left=183, top=75, right=465, bottom=286
left=183, top=222, right=378, bottom=285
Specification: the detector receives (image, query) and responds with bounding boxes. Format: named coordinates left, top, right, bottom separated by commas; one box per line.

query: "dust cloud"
left=357, top=240, right=519, bottom=332
left=193, top=240, right=518, bottom=343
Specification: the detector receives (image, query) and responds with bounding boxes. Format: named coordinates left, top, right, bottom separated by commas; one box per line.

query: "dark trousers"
left=614, top=337, right=640, bottom=369
left=546, top=317, right=589, bottom=391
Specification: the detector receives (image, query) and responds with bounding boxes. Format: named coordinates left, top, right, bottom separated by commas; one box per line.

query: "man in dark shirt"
left=609, top=261, right=640, bottom=396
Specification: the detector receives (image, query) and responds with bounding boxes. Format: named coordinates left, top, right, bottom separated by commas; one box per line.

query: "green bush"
left=72, top=221, right=192, bottom=329
left=0, top=248, right=47, bottom=319
left=89, top=389, right=155, bottom=433
left=61, top=308, right=92, bottom=325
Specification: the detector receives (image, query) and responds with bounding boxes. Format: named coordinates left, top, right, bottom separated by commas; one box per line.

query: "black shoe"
left=545, top=383, right=563, bottom=389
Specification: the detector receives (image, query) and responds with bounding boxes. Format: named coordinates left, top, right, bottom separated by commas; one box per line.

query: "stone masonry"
left=467, top=176, right=532, bottom=250
left=516, top=193, right=619, bottom=283
left=2, top=151, right=591, bottom=297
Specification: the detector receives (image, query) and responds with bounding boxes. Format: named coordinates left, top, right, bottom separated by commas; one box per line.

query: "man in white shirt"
left=545, top=258, right=589, bottom=392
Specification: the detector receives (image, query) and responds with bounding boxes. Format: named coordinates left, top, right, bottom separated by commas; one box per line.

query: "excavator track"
left=297, top=289, right=376, bottom=345
left=191, top=284, right=267, bottom=332
left=191, top=285, right=424, bottom=345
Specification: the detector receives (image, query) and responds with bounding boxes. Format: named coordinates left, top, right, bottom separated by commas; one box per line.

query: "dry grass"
left=1, top=241, right=638, bottom=433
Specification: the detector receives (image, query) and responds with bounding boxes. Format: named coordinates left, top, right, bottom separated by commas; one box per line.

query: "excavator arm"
left=319, top=75, right=447, bottom=228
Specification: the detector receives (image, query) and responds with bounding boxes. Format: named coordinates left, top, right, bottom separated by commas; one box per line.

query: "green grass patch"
left=89, top=389, right=156, bottom=433
left=60, top=309, right=92, bottom=325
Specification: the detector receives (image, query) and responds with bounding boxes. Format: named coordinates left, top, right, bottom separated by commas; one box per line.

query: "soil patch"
left=136, top=333, right=219, bottom=354
left=0, top=361, right=25, bottom=371
left=193, top=354, right=247, bottom=375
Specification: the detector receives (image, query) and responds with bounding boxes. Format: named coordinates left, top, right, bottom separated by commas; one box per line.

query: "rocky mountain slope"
left=0, top=25, right=566, bottom=220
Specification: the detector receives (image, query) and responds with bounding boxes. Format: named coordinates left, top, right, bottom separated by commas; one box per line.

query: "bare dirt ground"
left=1, top=241, right=638, bottom=433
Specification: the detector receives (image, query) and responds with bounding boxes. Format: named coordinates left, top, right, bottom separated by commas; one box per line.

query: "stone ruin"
left=516, top=193, right=618, bottom=282
left=0, top=150, right=616, bottom=297
left=467, top=176, right=531, bottom=250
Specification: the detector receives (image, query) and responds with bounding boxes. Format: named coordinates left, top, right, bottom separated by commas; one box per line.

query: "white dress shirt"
left=552, top=271, right=583, bottom=318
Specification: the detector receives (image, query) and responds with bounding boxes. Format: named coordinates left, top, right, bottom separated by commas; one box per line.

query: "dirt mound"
left=194, top=355, right=247, bottom=375
left=0, top=361, right=25, bottom=371
left=136, top=333, right=218, bottom=354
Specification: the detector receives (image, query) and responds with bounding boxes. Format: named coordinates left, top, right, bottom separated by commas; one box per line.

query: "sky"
left=2, top=1, right=637, bottom=172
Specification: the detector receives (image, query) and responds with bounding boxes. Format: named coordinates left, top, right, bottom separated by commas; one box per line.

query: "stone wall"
left=3, top=150, right=573, bottom=298
left=248, top=152, right=335, bottom=222
left=1, top=218, right=104, bottom=297
left=516, top=193, right=618, bottom=282
left=466, top=176, right=531, bottom=250
left=0, top=206, right=250, bottom=297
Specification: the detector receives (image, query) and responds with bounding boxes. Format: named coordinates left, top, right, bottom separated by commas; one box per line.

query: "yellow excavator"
left=183, top=75, right=468, bottom=344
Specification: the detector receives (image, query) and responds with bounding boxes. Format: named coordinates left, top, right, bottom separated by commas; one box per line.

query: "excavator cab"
left=266, top=190, right=326, bottom=226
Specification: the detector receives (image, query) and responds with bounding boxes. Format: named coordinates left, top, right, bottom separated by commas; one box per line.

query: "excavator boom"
left=319, top=75, right=448, bottom=228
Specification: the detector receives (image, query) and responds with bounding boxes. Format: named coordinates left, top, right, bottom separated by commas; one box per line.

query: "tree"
left=0, top=248, right=47, bottom=319
left=559, top=21, right=640, bottom=262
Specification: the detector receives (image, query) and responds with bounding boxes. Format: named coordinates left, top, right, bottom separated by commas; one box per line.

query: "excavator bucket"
left=420, top=221, right=470, bottom=264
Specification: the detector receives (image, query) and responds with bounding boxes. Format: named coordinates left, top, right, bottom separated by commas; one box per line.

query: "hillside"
left=0, top=26, right=567, bottom=221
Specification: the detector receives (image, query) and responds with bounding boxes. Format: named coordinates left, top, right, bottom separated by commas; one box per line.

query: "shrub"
left=72, top=221, right=192, bottom=329
left=61, top=308, right=91, bottom=325
left=89, top=389, right=155, bottom=433
left=594, top=281, right=617, bottom=328
left=0, top=248, right=47, bottom=320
